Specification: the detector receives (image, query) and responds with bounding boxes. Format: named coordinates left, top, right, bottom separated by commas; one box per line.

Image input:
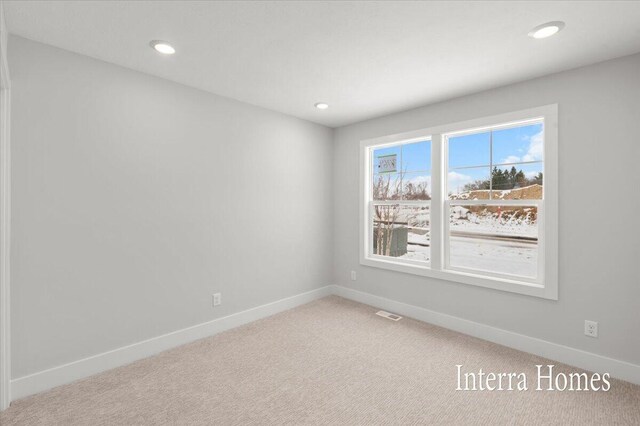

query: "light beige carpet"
left=1, top=296, right=639, bottom=425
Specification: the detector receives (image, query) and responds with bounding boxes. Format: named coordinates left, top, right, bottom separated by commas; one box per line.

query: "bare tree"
left=372, top=174, right=402, bottom=256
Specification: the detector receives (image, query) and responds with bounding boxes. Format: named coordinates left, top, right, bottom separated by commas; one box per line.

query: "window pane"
left=402, top=172, right=431, bottom=200
left=448, top=204, right=538, bottom=278
left=373, top=173, right=402, bottom=200
left=373, top=140, right=432, bottom=201
left=448, top=167, right=490, bottom=199
left=490, top=162, right=543, bottom=200
left=372, top=205, right=430, bottom=263
left=373, top=145, right=400, bottom=174
left=448, top=131, right=490, bottom=168
left=492, top=123, right=543, bottom=165
left=401, top=140, right=431, bottom=173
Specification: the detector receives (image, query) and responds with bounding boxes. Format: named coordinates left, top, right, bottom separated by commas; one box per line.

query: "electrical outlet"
left=584, top=320, right=598, bottom=338
left=351, top=270, right=357, bottom=281
left=212, top=293, right=221, bottom=307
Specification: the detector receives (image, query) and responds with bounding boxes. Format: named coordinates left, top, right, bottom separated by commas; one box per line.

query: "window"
left=371, top=139, right=431, bottom=264
left=360, top=106, right=558, bottom=299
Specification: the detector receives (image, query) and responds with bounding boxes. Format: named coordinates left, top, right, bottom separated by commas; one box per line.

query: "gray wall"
left=333, top=53, right=640, bottom=365
left=9, top=34, right=640, bottom=380
left=9, top=36, right=333, bottom=378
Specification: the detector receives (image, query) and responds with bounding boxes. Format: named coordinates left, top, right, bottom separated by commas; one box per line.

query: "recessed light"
left=528, top=21, right=565, bottom=39
left=150, top=40, right=176, bottom=55
left=315, top=102, right=329, bottom=110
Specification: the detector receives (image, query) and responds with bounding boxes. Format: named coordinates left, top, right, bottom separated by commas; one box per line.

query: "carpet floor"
left=1, top=296, right=639, bottom=425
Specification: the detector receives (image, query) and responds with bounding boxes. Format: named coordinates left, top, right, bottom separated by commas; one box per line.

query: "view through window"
left=371, top=140, right=431, bottom=263
left=446, top=122, right=542, bottom=278
left=362, top=107, right=556, bottom=298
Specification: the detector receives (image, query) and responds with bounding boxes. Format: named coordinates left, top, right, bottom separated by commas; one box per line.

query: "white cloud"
left=501, top=131, right=543, bottom=163
left=448, top=171, right=471, bottom=182
left=447, top=171, right=474, bottom=194
left=407, top=175, right=430, bottom=185
left=502, top=155, right=521, bottom=164
left=405, top=175, right=431, bottom=192
left=448, top=171, right=472, bottom=185
left=522, top=131, right=543, bottom=162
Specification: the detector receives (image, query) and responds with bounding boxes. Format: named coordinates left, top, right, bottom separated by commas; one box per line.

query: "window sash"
left=368, top=201, right=431, bottom=265
left=451, top=159, right=542, bottom=170
left=443, top=200, right=543, bottom=284
left=449, top=199, right=541, bottom=207
left=443, top=118, right=544, bottom=201
left=370, top=200, right=431, bottom=206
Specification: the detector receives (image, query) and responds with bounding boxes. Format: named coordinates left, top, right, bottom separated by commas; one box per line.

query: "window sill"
left=360, top=256, right=557, bottom=300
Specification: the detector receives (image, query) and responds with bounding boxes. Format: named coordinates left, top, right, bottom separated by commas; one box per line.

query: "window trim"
left=359, top=105, right=558, bottom=300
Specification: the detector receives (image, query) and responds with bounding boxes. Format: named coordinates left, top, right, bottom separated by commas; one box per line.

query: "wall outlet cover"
left=213, top=293, right=222, bottom=307
left=584, top=320, right=598, bottom=338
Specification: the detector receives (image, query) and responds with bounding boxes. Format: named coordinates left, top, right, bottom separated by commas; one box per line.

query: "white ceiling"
left=4, top=1, right=640, bottom=127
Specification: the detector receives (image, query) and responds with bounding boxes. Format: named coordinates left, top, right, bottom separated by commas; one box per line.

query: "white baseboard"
left=11, top=286, right=333, bottom=400
left=331, top=285, right=640, bottom=386
left=10, top=283, right=640, bottom=402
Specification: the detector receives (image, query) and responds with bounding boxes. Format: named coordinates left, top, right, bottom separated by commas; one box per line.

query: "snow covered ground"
left=392, top=204, right=538, bottom=277
left=449, top=205, right=537, bottom=237
left=402, top=232, right=431, bottom=262
left=399, top=236, right=537, bottom=277
left=448, top=206, right=537, bottom=276
left=449, top=238, right=537, bottom=277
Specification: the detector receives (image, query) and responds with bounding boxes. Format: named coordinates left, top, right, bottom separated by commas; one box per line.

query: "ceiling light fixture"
left=315, top=102, right=329, bottom=110
left=150, top=40, right=176, bottom=55
left=528, top=21, right=565, bottom=39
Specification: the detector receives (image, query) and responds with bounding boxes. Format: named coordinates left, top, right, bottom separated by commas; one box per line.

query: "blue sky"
left=373, top=123, right=543, bottom=195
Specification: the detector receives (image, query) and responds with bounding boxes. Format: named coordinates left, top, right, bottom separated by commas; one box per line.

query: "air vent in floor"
left=376, top=310, right=402, bottom=321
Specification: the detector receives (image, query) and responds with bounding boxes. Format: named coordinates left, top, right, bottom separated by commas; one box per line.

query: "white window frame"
left=359, top=105, right=558, bottom=300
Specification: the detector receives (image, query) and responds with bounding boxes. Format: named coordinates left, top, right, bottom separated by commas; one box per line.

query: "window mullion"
left=489, top=129, right=493, bottom=200
left=430, top=133, right=443, bottom=271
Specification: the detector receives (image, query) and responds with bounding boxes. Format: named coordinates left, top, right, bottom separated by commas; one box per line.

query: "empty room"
left=0, top=1, right=639, bottom=424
